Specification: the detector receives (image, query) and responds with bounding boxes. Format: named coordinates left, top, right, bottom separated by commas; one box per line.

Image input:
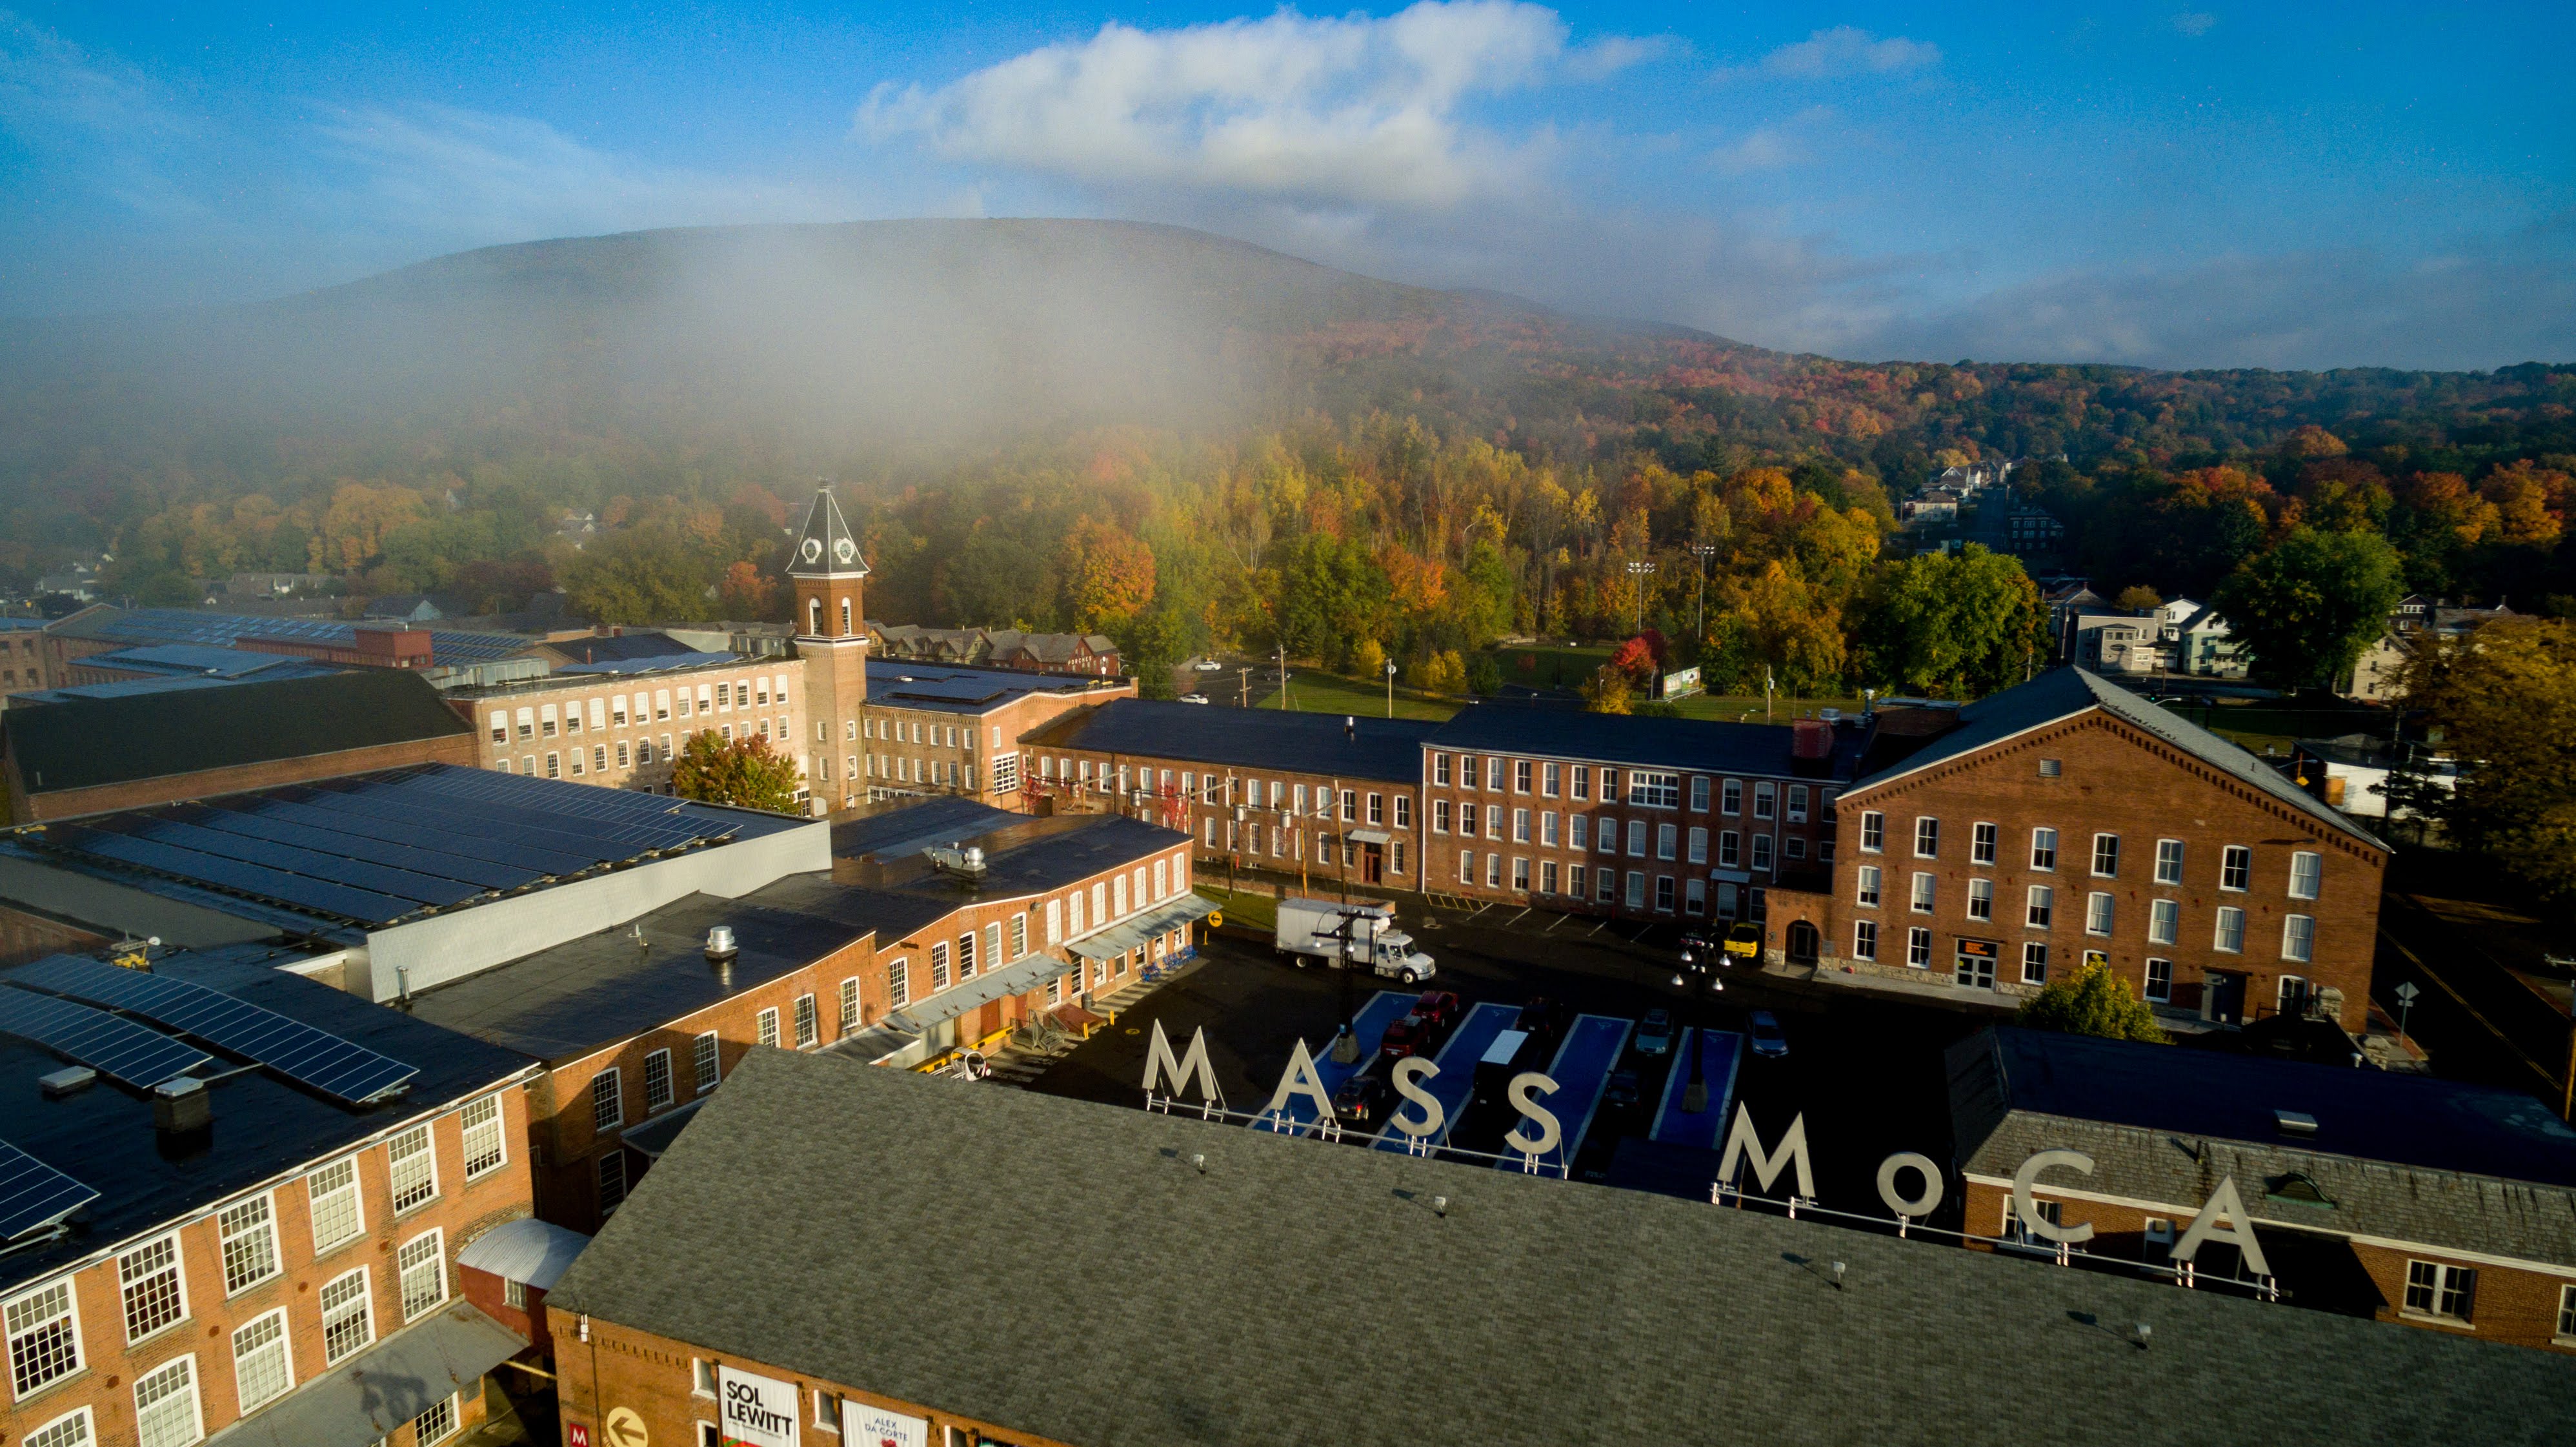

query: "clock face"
left=801, top=538, right=822, bottom=562
left=834, top=538, right=857, bottom=565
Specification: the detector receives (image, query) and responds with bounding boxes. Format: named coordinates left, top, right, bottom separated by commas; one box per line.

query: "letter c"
left=1876, top=1151, right=1942, bottom=1217
left=2012, top=1148, right=2096, bottom=1244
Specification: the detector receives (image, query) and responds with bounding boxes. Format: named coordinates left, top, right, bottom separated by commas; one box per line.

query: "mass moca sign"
left=1142, top=1022, right=2272, bottom=1278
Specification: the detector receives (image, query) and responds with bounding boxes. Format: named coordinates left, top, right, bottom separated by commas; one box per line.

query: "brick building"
left=1021, top=700, right=1436, bottom=889
left=0, top=618, right=60, bottom=708
left=854, top=661, right=1131, bottom=814
left=1416, top=708, right=1860, bottom=922
left=0, top=943, right=547, bottom=1447
left=0, top=670, right=478, bottom=824
left=1769, top=669, right=2386, bottom=1033
left=540, top=1049, right=2576, bottom=1447
left=1951, top=1027, right=2576, bottom=1352
left=447, top=651, right=809, bottom=800
left=787, top=489, right=872, bottom=813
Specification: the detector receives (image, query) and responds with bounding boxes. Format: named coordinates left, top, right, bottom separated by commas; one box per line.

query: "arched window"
left=808, top=597, right=821, bottom=634
left=840, top=597, right=852, bottom=635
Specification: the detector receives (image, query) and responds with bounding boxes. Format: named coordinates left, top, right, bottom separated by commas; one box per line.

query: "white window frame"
left=229, top=1310, right=293, bottom=1415
left=1966, top=878, right=1994, bottom=922
left=307, top=1156, right=368, bottom=1257
left=388, top=1125, right=438, bottom=1214
left=7, top=1278, right=85, bottom=1399
left=2220, top=844, right=2251, bottom=891
left=2148, top=898, right=2180, bottom=946
left=131, top=1353, right=202, bottom=1447
left=590, top=1068, right=623, bottom=1133
left=397, top=1229, right=448, bottom=1321
left=1913, top=816, right=1938, bottom=858
left=2214, top=906, right=2246, bottom=953
left=644, top=1049, right=674, bottom=1112
left=2021, top=942, right=2049, bottom=985
left=2145, top=957, right=2173, bottom=1003
left=117, top=1233, right=189, bottom=1346
left=758, top=1006, right=781, bottom=1046
left=2282, top=913, right=2315, bottom=964
left=2085, top=891, right=2115, bottom=937
left=1859, top=810, right=1882, bottom=851
left=317, top=1267, right=376, bottom=1366
left=216, top=1193, right=282, bottom=1295
left=2091, top=833, right=2120, bottom=878
left=794, top=993, right=820, bottom=1048
left=692, top=1031, right=721, bottom=1093
left=412, top=1391, right=461, bottom=1445
left=1906, top=927, right=1932, bottom=969
left=1852, top=920, right=1878, bottom=960
left=1909, top=872, right=1935, bottom=915
left=22, top=1409, right=94, bottom=1447
left=2403, top=1260, right=2477, bottom=1322
left=2029, top=827, right=2057, bottom=871
left=1855, top=865, right=1881, bottom=908
left=2026, top=885, right=2054, bottom=929
left=461, top=1094, right=507, bottom=1182
left=2288, top=851, right=2322, bottom=901
left=2154, top=838, right=2185, bottom=886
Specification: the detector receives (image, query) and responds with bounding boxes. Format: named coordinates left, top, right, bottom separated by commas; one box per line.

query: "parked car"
left=1748, top=1009, right=1789, bottom=1058
left=1602, top=1068, right=1644, bottom=1118
left=1378, top=1013, right=1435, bottom=1061
left=1635, top=1008, right=1675, bottom=1057
left=1178, top=693, right=1210, bottom=705
left=1676, top=931, right=1718, bottom=969
left=1723, top=921, right=1763, bottom=963
left=1194, top=658, right=1225, bottom=672
left=1332, top=1071, right=1392, bottom=1126
left=1514, top=995, right=1567, bottom=1044
left=1413, top=990, right=1462, bottom=1033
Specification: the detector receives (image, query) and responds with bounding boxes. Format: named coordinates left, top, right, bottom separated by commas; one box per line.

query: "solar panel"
left=168, top=805, right=542, bottom=893
left=102, top=817, right=485, bottom=908
left=11, top=956, right=419, bottom=1106
left=0, top=1140, right=98, bottom=1241
left=0, top=987, right=212, bottom=1089
left=245, top=793, right=592, bottom=877
left=45, top=827, right=416, bottom=925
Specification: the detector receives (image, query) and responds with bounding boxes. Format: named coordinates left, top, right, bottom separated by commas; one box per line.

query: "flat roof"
left=4, top=668, right=470, bottom=796
left=550, top=1050, right=2576, bottom=1446
left=1027, top=698, right=1436, bottom=783
left=1424, top=704, right=1863, bottom=779
left=48, top=605, right=538, bottom=667
left=865, top=659, right=1121, bottom=716
left=832, top=811, right=1189, bottom=906
left=0, top=943, right=533, bottom=1297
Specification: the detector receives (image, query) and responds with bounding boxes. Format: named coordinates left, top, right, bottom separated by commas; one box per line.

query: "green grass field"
left=1191, top=881, right=1281, bottom=933
left=1246, top=672, right=1460, bottom=720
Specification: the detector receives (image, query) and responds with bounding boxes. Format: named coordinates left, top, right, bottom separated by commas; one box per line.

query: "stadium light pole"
left=1687, top=542, right=1721, bottom=645
left=1625, top=560, right=1657, bottom=637
left=1384, top=659, right=1398, bottom=718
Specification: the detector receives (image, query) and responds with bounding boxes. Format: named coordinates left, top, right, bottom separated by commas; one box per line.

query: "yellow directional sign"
left=605, top=1406, right=649, bottom=1447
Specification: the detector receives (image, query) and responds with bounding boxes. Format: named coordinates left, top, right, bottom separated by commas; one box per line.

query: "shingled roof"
left=3, top=668, right=472, bottom=796
left=548, top=1049, right=2576, bottom=1447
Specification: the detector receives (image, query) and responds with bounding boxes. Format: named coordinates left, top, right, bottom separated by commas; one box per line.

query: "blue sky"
left=3, top=2, right=2569, bottom=369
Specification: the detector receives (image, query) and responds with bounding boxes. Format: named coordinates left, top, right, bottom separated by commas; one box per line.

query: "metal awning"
left=884, top=950, right=1069, bottom=1031
left=454, top=1218, right=590, bottom=1290
left=206, top=1302, right=524, bottom=1447
left=1347, top=829, right=1393, bottom=845
left=619, top=1097, right=707, bottom=1160
left=1067, top=893, right=1220, bottom=962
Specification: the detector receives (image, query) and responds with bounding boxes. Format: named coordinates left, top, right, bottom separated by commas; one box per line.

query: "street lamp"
left=1624, top=560, right=1658, bottom=637
left=1384, top=659, right=1398, bottom=719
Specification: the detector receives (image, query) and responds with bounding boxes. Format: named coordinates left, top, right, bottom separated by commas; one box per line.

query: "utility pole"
left=1765, top=666, right=1776, bottom=723
left=1384, top=660, right=1398, bottom=719
left=1236, top=667, right=1252, bottom=708
left=1276, top=642, right=1290, bottom=711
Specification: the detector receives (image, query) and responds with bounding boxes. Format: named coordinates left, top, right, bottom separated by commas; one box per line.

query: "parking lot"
left=1027, top=906, right=1997, bottom=1226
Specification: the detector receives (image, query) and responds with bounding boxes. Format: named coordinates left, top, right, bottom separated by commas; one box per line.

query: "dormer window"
left=2266, top=1172, right=2334, bottom=1208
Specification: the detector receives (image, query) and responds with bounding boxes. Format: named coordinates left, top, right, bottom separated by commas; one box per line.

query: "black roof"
left=1951, top=1027, right=2576, bottom=1189
left=550, top=1050, right=2576, bottom=1446
left=0, top=943, right=533, bottom=1296
left=3, top=668, right=471, bottom=796
left=1027, top=698, right=1436, bottom=784
left=834, top=812, right=1189, bottom=907
left=545, top=631, right=695, bottom=663
left=830, top=797, right=1021, bottom=860
left=1425, top=703, right=1860, bottom=779
left=866, top=660, right=1118, bottom=716
left=787, top=487, right=867, bottom=579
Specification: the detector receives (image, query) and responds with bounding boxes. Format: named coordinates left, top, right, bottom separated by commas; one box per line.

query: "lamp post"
left=1687, top=542, right=1720, bottom=645
left=1384, top=659, right=1398, bottom=718
left=1624, top=560, right=1658, bottom=637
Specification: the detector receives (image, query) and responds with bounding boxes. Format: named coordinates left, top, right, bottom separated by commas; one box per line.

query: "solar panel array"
left=0, top=988, right=212, bottom=1089
left=12, top=956, right=418, bottom=1106
left=19, top=764, right=740, bottom=928
left=87, top=609, right=535, bottom=665
left=0, top=1140, right=97, bottom=1241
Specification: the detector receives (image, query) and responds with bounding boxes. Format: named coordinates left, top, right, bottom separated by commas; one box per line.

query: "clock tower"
left=788, top=486, right=869, bottom=811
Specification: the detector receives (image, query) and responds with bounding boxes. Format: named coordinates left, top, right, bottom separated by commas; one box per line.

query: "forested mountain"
left=3, top=219, right=2569, bottom=696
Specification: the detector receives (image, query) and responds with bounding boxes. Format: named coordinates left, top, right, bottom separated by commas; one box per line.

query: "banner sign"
left=718, top=1367, right=801, bottom=1447
left=843, top=1402, right=931, bottom=1447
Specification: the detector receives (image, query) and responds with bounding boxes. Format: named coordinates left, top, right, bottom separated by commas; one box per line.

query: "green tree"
left=2015, top=959, right=2170, bottom=1043
left=563, top=524, right=716, bottom=625
left=1351, top=638, right=1387, bottom=682
left=670, top=729, right=802, bottom=814
left=2210, top=527, right=2405, bottom=690
left=2399, top=617, right=2576, bottom=906
left=2113, top=585, right=2162, bottom=612
left=1465, top=651, right=1504, bottom=695
left=1582, top=664, right=1633, bottom=714
left=1858, top=544, right=2043, bottom=698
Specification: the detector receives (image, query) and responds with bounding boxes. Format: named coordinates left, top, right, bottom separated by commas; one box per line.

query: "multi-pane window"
left=1750, top=835, right=1773, bottom=872
left=644, top=1050, right=674, bottom=1111
left=1971, top=823, right=1997, bottom=866
left=1855, top=866, right=1881, bottom=907
left=1721, top=779, right=1742, bottom=815
left=413, top=1393, right=460, bottom=1445
left=2149, top=899, right=2180, bottom=946
left=319, top=1268, right=374, bottom=1364
left=1514, top=760, right=1533, bottom=793
left=2404, top=1261, right=2476, bottom=1321
left=597, top=1151, right=628, bottom=1217
left=2030, top=827, right=2057, bottom=871
left=1718, top=831, right=1740, bottom=868
left=2282, top=915, right=2316, bottom=964
left=2557, top=1283, right=2576, bottom=1342
left=2288, top=851, right=2322, bottom=901
left=1433, top=800, right=1452, bottom=834
left=1011, top=913, right=1029, bottom=957
left=119, top=1235, right=186, bottom=1343
left=1906, top=927, right=1933, bottom=969
left=217, top=1195, right=280, bottom=1293
left=2145, top=958, right=2173, bottom=1003
left=1685, top=826, right=1705, bottom=864
left=399, top=1231, right=447, bottom=1320
left=1393, top=796, right=1411, bottom=829
left=461, top=1095, right=507, bottom=1180
left=8, top=1280, right=81, bottom=1397
left=1627, top=820, right=1647, bottom=857
left=2215, top=906, right=2246, bottom=953
left=2091, top=834, right=2120, bottom=877
left=1852, top=921, right=1878, bottom=960
left=1514, top=809, right=1531, bottom=844
left=23, top=1411, right=92, bottom=1447
left=2155, top=840, right=2185, bottom=885
left=759, top=1006, right=783, bottom=1046
left=2027, top=886, right=2054, bottom=929
left=590, top=1069, right=623, bottom=1133
left=2220, top=845, right=2251, bottom=891
left=2021, top=943, right=2049, bottom=985
left=1753, top=784, right=1776, bottom=820
left=887, top=960, right=909, bottom=1009
left=1433, top=754, right=1452, bottom=787
left=693, top=1031, right=721, bottom=1093
left=1859, top=811, right=1882, bottom=851
left=958, top=931, right=978, bottom=978
left=794, top=994, right=819, bottom=1047
left=132, top=1355, right=201, bottom=1447
left=1687, top=774, right=1707, bottom=810
left=838, top=978, right=861, bottom=1035
left=309, top=1157, right=365, bottom=1253
left=1967, top=878, right=1994, bottom=922
left=1656, top=824, right=1676, bottom=860
left=230, top=1311, right=292, bottom=1413
left=1913, top=817, right=1939, bottom=858
left=1910, top=873, right=1935, bottom=914
left=389, top=1125, right=438, bottom=1212
left=2086, top=893, right=2116, bottom=936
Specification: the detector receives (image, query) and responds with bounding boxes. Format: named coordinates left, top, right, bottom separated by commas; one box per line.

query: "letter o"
left=1876, top=1151, right=1942, bottom=1217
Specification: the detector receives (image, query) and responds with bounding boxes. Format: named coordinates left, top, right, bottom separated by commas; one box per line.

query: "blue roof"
left=1029, top=698, right=1436, bottom=784
left=556, top=650, right=741, bottom=676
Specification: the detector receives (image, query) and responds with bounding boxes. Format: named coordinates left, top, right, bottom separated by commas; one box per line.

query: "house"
left=1950, top=1026, right=2576, bottom=1352
left=2172, top=604, right=2247, bottom=679
left=2037, top=579, right=2104, bottom=658
left=2001, top=506, right=2064, bottom=556
left=2066, top=613, right=2167, bottom=676
left=539, top=1049, right=2576, bottom=1447
left=1901, top=487, right=1963, bottom=524
left=225, top=572, right=332, bottom=599
left=33, top=565, right=98, bottom=602
left=2343, top=600, right=2520, bottom=702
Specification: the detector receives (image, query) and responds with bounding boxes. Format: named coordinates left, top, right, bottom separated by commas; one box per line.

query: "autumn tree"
left=2016, top=958, right=2170, bottom=1044
left=2398, top=616, right=2576, bottom=907
left=2211, top=527, right=2405, bottom=691
left=718, top=560, right=781, bottom=620
left=1582, top=664, right=1634, bottom=714
left=1062, top=516, right=1156, bottom=630
left=2113, top=585, right=2163, bottom=612
left=1858, top=545, right=2044, bottom=698
left=563, top=523, right=717, bottom=625
left=670, top=729, right=803, bottom=814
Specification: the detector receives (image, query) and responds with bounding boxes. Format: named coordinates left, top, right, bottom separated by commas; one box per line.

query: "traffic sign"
left=2395, top=982, right=2420, bottom=1004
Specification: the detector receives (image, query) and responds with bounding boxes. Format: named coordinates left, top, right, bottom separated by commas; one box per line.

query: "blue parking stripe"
left=1249, top=990, right=1413, bottom=1131
left=1648, top=1029, right=1743, bottom=1150
left=1494, top=1014, right=1631, bottom=1175
left=1374, top=1001, right=1520, bottom=1152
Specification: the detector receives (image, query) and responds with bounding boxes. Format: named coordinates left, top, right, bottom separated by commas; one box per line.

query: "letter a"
left=1717, top=1104, right=1815, bottom=1200
left=1259, top=1038, right=1336, bottom=1125
left=2171, top=1175, right=2272, bottom=1278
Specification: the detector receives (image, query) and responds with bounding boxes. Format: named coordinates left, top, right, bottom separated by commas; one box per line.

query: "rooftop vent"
left=39, top=1066, right=94, bottom=1099
left=2273, top=1109, right=2319, bottom=1137
left=154, top=1076, right=212, bottom=1134
left=705, top=926, right=738, bottom=962
left=926, top=844, right=988, bottom=880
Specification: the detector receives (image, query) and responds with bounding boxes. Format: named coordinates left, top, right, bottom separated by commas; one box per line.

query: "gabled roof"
left=787, top=487, right=867, bottom=579
left=1843, top=668, right=2382, bottom=849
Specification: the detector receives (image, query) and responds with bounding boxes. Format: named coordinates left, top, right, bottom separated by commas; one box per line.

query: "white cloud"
left=2173, top=12, right=2219, bottom=37
left=1708, top=106, right=1835, bottom=174
left=858, top=1, right=1651, bottom=210
left=1757, top=26, right=1941, bottom=79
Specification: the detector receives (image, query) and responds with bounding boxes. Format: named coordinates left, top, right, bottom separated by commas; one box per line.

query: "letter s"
left=1504, top=1071, right=1562, bottom=1158
left=1389, top=1057, right=1444, bottom=1138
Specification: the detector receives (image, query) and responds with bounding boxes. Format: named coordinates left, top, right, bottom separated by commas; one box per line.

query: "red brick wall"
left=1804, top=710, right=2382, bottom=1030
left=1027, top=744, right=1422, bottom=892
left=14, top=732, right=479, bottom=824
left=0, top=902, right=108, bottom=969
left=458, top=660, right=809, bottom=798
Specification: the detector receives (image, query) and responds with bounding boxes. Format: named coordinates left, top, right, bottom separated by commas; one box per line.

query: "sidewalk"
left=982, top=951, right=1212, bottom=1085
left=1785, top=960, right=2020, bottom=1014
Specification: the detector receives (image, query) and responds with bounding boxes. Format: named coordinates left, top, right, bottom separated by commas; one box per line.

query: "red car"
left=1413, top=990, right=1462, bottom=1032
left=1378, top=1013, right=1435, bottom=1060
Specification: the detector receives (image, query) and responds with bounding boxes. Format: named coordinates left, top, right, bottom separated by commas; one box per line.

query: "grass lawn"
left=1192, top=881, right=1281, bottom=934
left=1246, top=671, right=1460, bottom=721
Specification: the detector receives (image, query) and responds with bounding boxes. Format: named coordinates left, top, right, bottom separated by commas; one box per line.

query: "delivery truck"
left=1273, top=896, right=1437, bottom=983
